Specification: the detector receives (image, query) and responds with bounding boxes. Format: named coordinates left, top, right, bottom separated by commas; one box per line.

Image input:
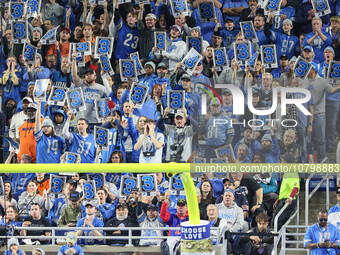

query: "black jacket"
left=104, top=216, right=140, bottom=245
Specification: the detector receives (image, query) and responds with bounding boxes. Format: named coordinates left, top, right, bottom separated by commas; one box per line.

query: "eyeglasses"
left=319, top=218, right=327, bottom=222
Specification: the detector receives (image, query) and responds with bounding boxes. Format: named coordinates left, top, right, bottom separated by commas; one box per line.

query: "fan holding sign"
left=12, top=20, right=28, bottom=44
left=181, top=48, right=203, bottom=75
left=152, top=26, right=186, bottom=71
left=300, top=62, right=340, bottom=162
left=71, top=52, right=108, bottom=123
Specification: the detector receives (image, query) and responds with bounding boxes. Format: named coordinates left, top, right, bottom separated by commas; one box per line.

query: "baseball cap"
left=175, top=111, right=186, bottom=118
left=336, top=187, right=340, bottom=194
left=222, top=178, right=235, bottom=185
left=224, top=188, right=235, bottom=196
left=84, top=68, right=95, bottom=75
left=117, top=203, right=128, bottom=209
left=225, top=18, right=234, bottom=23
left=67, top=179, right=77, bottom=186
left=223, top=89, right=232, bottom=95
left=324, top=46, right=335, bottom=55
left=69, top=191, right=80, bottom=201
left=209, top=98, right=221, bottom=107
left=303, top=45, right=314, bottom=52
left=283, top=19, right=293, bottom=26
left=145, top=13, right=157, bottom=20
left=157, top=62, right=167, bottom=69
left=181, top=74, right=191, bottom=81
left=147, top=204, right=158, bottom=210
left=42, top=117, right=54, bottom=128
left=177, top=199, right=187, bottom=205
left=22, top=97, right=33, bottom=103
left=144, top=61, right=156, bottom=71
left=27, top=103, right=37, bottom=110
left=280, top=54, right=289, bottom=60
left=310, top=61, right=319, bottom=72
left=170, top=25, right=182, bottom=33
left=61, top=27, right=71, bottom=34
left=85, top=200, right=97, bottom=207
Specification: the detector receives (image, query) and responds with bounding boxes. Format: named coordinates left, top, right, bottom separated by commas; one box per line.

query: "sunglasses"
left=319, top=218, right=327, bottom=222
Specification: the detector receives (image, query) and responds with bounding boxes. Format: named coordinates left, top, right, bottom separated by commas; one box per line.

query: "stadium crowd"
left=0, top=0, right=339, bottom=253
left=0, top=170, right=301, bottom=255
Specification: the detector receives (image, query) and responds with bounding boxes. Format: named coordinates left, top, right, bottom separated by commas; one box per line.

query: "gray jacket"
left=18, top=191, right=45, bottom=218
left=216, top=201, right=244, bottom=233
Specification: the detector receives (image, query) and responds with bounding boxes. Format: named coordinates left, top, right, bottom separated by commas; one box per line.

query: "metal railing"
left=305, top=172, right=330, bottom=225
left=272, top=195, right=300, bottom=255
left=272, top=171, right=332, bottom=255
left=1, top=225, right=228, bottom=249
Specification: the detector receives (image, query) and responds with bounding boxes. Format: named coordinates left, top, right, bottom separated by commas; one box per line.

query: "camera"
left=170, top=128, right=185, bottom=163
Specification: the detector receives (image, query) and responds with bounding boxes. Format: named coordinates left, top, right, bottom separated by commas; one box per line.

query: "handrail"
left=212, top=225, right=227, bottom=255
left=305, top=173, right=329, bottom=225
left=2, top=226, right=222, bottom=246
left=305, top=173, right=316, bottom=225
left=272, top=194, right=298, bottom=255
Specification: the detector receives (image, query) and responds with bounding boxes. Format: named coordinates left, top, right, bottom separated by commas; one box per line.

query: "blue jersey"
left=302, top=32, right=332, bottom=62
left=304, top=223, right=340, bottom=255
left=184, top=91, right=201, bottom=118
left=105, top=173, right=130, bottom=190
left=1, top=70, right=22, bottom=104
left=222, top=105, right=242, bottom=142
left=256, top=28, right=271, bottom=46
left=329, top=204, right=340, bottom=230
left=222, top=0, right=248, bottom=25
left=270, top=31, right=299, bottom=60
left=4, top=250, right=25, bottom=255
left=191, top=7, right=223, bottom=45
left=76, top=216, right=104, bottom=245
left=58, top=244, right=84, bottom=255
left=101, top=128, right=126, bottom=163
left=221, top=29, right=239, bottom=50
left=11, top=173, right=35, bottom=200
left=168, top=194, right=186, bottom=214
left=206, top=114, right=235, bottom=147
left=67, top=133, right=96, bottom=163
left=319, top=61, right=328, bottom=78
left=50, top=71, right=72, bottom=88
left=115, top=19, right=140, bottom=60
left=139, top=73, right=157, bottom=94
left=271, top=6, right=295, bottom=33
left=47, top=196, right=67, bottom=226
left=98, top=202, right=116, bottom=220
left=34, top=130, right=65, bottom=163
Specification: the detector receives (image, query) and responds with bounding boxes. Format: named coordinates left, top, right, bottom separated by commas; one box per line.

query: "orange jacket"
left=46, top=41, right=71, bottom=59
left=17, top=118, right=43, bottom=163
